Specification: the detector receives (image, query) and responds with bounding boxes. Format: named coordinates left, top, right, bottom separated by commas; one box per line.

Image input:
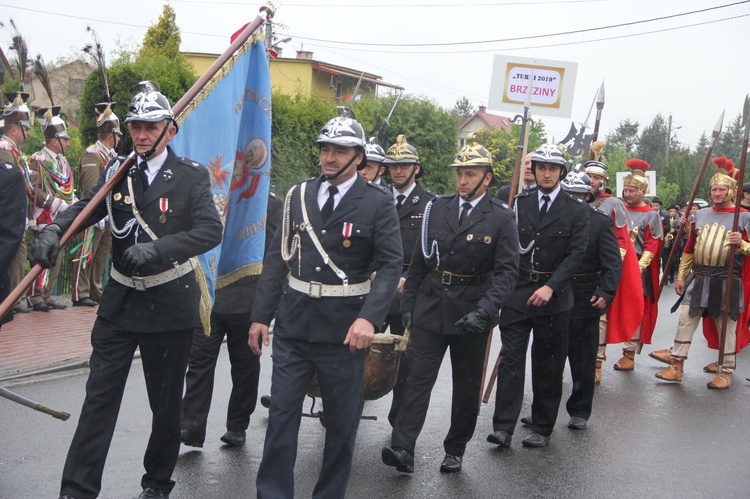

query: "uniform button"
left=450, top=251, right=455, bottom=255
left=536, top=233, right=540, bottom=236
left=315, top=267, right=321, bottom=272
left=321, top=230, right=327, bottom=235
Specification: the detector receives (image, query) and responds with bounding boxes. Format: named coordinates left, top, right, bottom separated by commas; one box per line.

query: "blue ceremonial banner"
left=171, top=33, right=272, bottom=313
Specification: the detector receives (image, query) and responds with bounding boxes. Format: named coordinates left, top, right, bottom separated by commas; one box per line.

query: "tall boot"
left=594, top=360, right=603, bottom=384
left=613, top=350, right=635, bottom=371
left=655, top=359, right=684, bottom=382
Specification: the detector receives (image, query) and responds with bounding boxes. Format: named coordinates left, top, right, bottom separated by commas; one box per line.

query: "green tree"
left=637, top=114, right=668, bottom=167
left=715, top=112, right=744, bottom=162
left=452, top=96, right=475, bottom=122
left=140, top=4, right=181, bottom=59
left=606, top=119, right=639, bottom=154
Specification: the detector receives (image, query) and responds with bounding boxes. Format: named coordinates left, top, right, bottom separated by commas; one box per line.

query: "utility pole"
left=666, top=113, right=672, bottom=168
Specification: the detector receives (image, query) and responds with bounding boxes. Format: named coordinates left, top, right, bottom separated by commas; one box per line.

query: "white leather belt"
left=288, top=275, right=370, bottom=299
left=110, top=260, right=194, bottom=291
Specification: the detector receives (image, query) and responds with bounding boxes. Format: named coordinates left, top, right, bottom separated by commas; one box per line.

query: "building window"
left=335, top=82, right=343, bottom=100
left=69, top=78, right=84, bottom=97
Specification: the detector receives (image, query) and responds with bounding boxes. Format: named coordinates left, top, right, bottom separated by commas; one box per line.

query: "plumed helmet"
left=3, top=91, right=31, bottom=129
left=384, top=134, right=420, bottom=165
left=584, top=160, right=608, bottom=181
left=561, top=166, right=593, bottom=196
left=95, top=102, right=122, bottom=136
left=451, top=134, right=493, bottom=169
left=709, top=157, right=738, bottom=201
left=125, top=81, right=175, bottom=124
left=316, top=116, right=366, bottom=149
left=364, top=137, right=386, bottom=163
left=36, top=106, right=70, bottom=141
left=531, top=143, right=568, bottom=179
left=623, top=158, right=650, bottom=192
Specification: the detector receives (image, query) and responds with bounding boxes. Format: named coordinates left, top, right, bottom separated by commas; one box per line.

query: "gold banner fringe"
left=216, top=262, right=263, bottom=289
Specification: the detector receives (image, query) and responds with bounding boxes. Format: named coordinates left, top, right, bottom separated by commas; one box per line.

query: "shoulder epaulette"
left=85, top=144, right=98, bottom=154
left=489, top=197, right=511, bottom=211
left=564, top=192, right=584, bottom=203
left=0, top=159, right=15, bottom=173
left=177, top=157, right=202, bottom=169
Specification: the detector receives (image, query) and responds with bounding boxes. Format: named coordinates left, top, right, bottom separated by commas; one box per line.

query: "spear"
left=588, top=81, right=605, bottom=160
left=656, top=110, right=725, bottom=301
left=715, top=96, right=750, bottom=377
left=0, top=3, right=275, bottom=322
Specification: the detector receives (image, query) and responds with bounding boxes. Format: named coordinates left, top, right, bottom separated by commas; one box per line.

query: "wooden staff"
left=0, top=4, right=275, bottom=321
left=716, top=96, right=750, bottom=374
left=0, top=385, right=70, bottom=421
left=656, top=111, right=725, bottom=301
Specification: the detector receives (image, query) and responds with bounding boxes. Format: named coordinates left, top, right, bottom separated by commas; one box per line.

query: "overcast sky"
left=2, top=0, right=748, bottom=153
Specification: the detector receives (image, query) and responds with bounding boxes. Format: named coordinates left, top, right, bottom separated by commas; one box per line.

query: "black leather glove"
left=402, top=311, right=413, bottom=331
left=454, top=306, right=491, bottom=335
left=121, top=242, right=160, bottom=275
left=31, top=225, right=62, bottom=269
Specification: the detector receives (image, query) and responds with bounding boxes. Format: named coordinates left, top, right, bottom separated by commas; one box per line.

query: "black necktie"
left=459, top=202, right=472, bottom=226
left=396, top=194, right=406, bottom=210
left=139, top=161, right=150, bottom=191
left=321, top=185, right=338, bottom=222
left=540, top=195, right=550, bottom=217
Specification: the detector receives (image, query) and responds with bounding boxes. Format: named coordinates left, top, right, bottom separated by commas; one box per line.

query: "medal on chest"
left=159, top=197, right=168, bottom=223
left=342, top=222, right=353, bottom=248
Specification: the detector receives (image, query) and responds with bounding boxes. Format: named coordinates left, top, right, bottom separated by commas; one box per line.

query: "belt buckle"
left=528, top=271, right=539, bottom=283
left=441, top=272, right=452, bottom=285
left=132, top=276, right=147, bottom=291
left=308, top=281, right=322, bottom=299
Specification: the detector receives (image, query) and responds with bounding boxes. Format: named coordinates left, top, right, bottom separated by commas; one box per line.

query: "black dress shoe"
left=568, top=416, right=587, bottom=430
left=138, top=487, right=169, bottom=499
left=47, top=300, right=68, bottom=310
left=73, top=298, right=98, bottom=307
left=521, top=432, right=550, bottom=447
left=180, top=429, right=204, bottom=448
left=32, top=302, right=51, bottom=312
left=520, top=415, right=533, bottom=426
left=381, top=446, right=414, bottom=473
left=260, top=395, right=271, bottom=408
left=487, top=429, right=512, bottom=447
left=440, top=454, right=462, bottom=473
left=220, top=430, right=246, bottom=446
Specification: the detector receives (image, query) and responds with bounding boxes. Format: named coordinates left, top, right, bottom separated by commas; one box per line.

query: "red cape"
left=625, top=204, right=662, bottom=344
left=606, top=223, right=644, bottom=344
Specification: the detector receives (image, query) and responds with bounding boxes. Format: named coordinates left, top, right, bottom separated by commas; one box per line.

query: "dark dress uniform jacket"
left=505, top=189, right=589, bottom=315
left=571, top=209, right=622, bottom=319
left=0, top=160, right=27, bottom=325
left=390, top=182, right=434, bottom=314
left=252, top=176, right=403, bottom=342
left=52, top=147, right=223, bottom=332
left=402, top=193, right=520, bottom=334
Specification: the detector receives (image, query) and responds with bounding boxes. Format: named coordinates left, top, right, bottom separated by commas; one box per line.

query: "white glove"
left=50, top=198, right=69, bottom=216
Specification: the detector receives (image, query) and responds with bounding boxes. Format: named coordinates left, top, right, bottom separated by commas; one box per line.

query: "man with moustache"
left=497, top=151, right=536, bottom=204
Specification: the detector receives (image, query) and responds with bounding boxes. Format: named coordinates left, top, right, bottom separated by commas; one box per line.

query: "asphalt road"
left=2, top=285, right=750, bottom=498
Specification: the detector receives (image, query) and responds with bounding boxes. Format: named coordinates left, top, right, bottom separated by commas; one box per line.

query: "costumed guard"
left=380, top=134, right=435, bottom=426
left=0, top=92, right=34, bottom=314
left=613, top=159, right=663, bottom=371
left=382, top=136, right=519, bottom=473
left=585, top=159, right=642, bottom=382
left=28, top=106, right=75, bottom=311
left=72, top=102, right=122, bottom=307
left=650, top=159, right=750, bottom=389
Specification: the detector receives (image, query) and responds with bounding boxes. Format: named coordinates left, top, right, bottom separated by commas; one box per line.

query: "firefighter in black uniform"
left=33, top=81, right=223, bottom=499
left=248, top=116, right=402, bottom=498
left=380, top=134, right=435, bottom=426
left=382, top=135, right=519, bottom=474
left=488, top=143, right=589, bottom=449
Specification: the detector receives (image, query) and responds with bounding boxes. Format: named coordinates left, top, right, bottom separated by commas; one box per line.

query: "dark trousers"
left=384, top=312, right=409, bottom=426
left=566, top=315, right=599, bottom=420
left=182, top=311, right=260, bottom=436
left=60, top=317, right=192, bottom=498
left=256, top=336, right=366, bottom=499
left=493, top=308, right=570, bottom=437
left=391, top=326, right=489, bottom=457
